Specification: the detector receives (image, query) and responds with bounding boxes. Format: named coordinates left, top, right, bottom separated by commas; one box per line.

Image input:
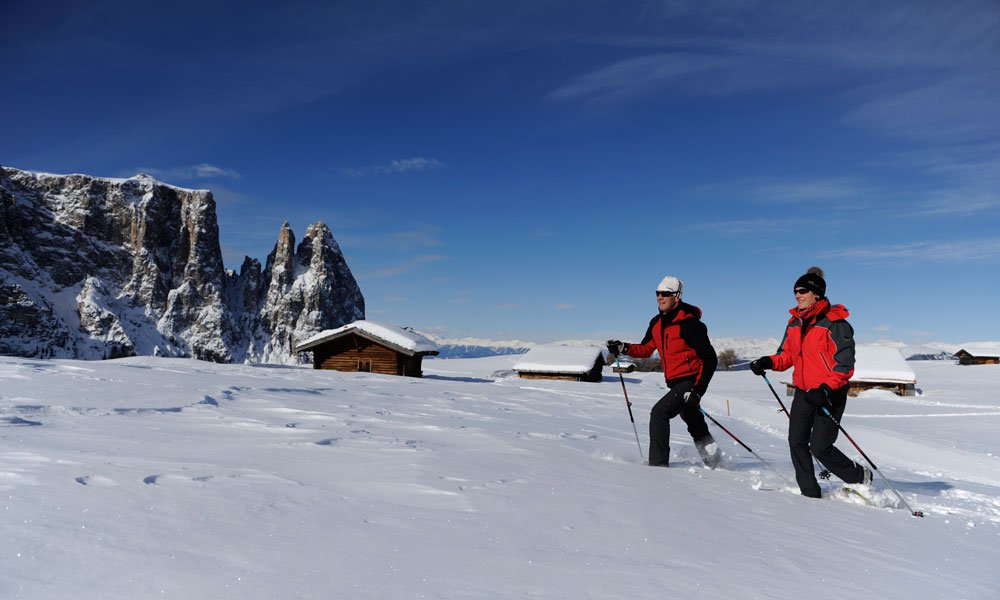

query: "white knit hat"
left=657, top=275, right=683, bottom=296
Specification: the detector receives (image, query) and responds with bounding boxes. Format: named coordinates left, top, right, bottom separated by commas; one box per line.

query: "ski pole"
left=614, top=356, right=644, bottom=459
left=761, top=374, right=790, bottom=417
left=760, top=374, right=830, bottom=479
left=819, top=406, right=924, bottom=518
left=699, top=407, right=792, bottom=485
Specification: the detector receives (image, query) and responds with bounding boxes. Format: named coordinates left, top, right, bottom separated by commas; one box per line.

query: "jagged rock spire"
left=0, top=166, right=365, bottom=363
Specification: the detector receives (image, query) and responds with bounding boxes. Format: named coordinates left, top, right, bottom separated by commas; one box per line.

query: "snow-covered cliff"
left=0, top=166, right=364, bottom=363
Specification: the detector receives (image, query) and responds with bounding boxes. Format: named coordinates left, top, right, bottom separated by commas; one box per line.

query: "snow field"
left=0, top=356, right=997, bottom=599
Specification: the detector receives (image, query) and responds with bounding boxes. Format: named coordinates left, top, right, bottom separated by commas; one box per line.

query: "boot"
left=694, top=434, right=721, bottom=469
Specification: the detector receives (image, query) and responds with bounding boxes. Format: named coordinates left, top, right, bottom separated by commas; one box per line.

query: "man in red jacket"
left=607, top=275, right=720, bottom=468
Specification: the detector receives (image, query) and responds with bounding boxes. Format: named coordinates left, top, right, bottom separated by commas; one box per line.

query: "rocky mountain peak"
left=0, top=166, right=364, bottom=363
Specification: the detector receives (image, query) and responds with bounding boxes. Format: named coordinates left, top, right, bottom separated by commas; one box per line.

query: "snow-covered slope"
left=1, top=356, right=997, bottom=598
left=0, top=167, right=364, bottom=363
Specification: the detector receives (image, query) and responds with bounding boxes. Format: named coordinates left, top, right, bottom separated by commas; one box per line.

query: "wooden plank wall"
left=959, top=356, right=999, bottom=365
left=313, top=334, right=403, bottom=375
left=517, top=358, right=603, bottom=383
left=399, top=355, right=425, bottom=377
left=519, top=372, right=583, bottom=381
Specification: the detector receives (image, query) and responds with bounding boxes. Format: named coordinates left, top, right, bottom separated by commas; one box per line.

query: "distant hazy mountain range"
left=421, top=333, right=974, bottom=362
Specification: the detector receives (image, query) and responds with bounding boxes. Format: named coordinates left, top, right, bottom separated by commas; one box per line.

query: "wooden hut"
left=612, top=361, right=636, bottom=374
left=954, top=347, right=1000, bottom=365
left=512, top=345, right=605, bottom=382
left=295, top=321, right=439, bottom=377
left=847, top=346, right=917, bottom=396
left=784, top=345, right=916, bottom=397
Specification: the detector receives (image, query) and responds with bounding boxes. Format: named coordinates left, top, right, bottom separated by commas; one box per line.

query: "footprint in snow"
left=143, top=473, right=214, bottom=485
left=75, top=475, right=117, bottom=487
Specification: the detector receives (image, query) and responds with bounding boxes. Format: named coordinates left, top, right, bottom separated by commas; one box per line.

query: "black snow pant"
left=648, top=378, right=711, bottom=466
left=788, top=386, right=866, bottom=497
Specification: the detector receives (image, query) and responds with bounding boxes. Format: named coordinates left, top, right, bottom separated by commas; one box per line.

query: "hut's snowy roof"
left=851, top=345, right=915, bottom=384
left=296, top=320, right=439, bottom=355
left=512, top=345, right=604, bottom=374
left=954, top=343, right=1000, bottom=358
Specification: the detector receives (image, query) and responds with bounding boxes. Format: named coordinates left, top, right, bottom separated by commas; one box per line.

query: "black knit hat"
left=794, top=266, right=826, bottom=297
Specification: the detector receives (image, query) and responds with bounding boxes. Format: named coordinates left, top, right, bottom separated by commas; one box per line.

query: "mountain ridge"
left=0, top=166, right=364, bottom=363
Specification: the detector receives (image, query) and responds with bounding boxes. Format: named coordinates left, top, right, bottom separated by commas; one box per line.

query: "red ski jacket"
left=627, top=302, right=717, bottom=395
left=769, top=299, right=855, bottom=392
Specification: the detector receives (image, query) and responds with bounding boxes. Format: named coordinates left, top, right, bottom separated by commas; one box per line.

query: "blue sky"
left=4, top=0, right=999, bottom=344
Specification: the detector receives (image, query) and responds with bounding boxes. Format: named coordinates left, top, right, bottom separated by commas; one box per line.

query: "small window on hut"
left=358, top=359, right=372, bottom=372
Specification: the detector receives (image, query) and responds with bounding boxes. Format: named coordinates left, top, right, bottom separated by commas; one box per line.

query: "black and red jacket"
left=626, top=302, right=717, bottom=395
left=769, top=299, right=855, bottom=392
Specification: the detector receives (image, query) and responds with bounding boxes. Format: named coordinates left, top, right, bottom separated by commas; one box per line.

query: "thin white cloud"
left=135, top=163, right=242, bottom=181
left=822, top=238, right=1000, bottom=263
left=389, top=230, right=445, bottom=249
left=912, top=191, right=1000, bottom=217
left=548, top=52, right=744, bottom=107
left=688, top=177, right=876, bottom=207
left=359, top=254, right=448, bottom=280
left=842, top=75, right=1000, bottom=144
left=686, top=218, right=819, bottom=237
left=336, top=157, right=445, bottom=180
left=893, top=143, right=1000, bottom=217
left=548, top=3, right=1000, bottom=146
left=753, top=179, right=873, bottom=203
left=339, top=227, right=445, bottom=252
left=553, top=303, right=574, bottom=311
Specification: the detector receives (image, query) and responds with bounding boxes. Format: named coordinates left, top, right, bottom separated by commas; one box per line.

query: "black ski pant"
left=648, top=378, right=711, bottom=466
left=788, top=386, right=866, bottom=497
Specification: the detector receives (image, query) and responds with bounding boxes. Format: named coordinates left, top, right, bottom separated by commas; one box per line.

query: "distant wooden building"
left=512, top=345, right=605, bottom=382
left=612, top=362, right=636, bottom=374
left=954, top=348, right=1000, bottom=365
left=295, top=321, right=439, bottom=377
left=784, top=345, right=917, bottom=397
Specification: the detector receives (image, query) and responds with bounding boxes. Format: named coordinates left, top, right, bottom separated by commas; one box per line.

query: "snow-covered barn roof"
left=296, top=320, right=439, bottom=356
left=850, top=345, right=915, bottom=384
left=512, top=345, right=604, bottom=374
left=954, top=343, right=1000, bottom=359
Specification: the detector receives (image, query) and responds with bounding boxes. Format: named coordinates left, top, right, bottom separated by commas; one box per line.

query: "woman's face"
left=794, top=287, right=819, bottom=310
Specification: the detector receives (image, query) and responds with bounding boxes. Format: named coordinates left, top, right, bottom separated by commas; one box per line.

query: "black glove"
left=683, top=390, right=701, bottom=405
left=750, top=356, right=772, bottom=376
left=606, top=340, right=628, bottom=357
left=804, top=384, right=833, bottom=408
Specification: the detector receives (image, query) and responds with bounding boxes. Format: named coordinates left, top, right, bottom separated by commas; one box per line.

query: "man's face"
left=656, top=291, right=680, bottom=312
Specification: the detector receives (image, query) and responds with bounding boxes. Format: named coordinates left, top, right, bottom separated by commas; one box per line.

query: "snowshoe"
left=826, top=485, right=872, bottom=505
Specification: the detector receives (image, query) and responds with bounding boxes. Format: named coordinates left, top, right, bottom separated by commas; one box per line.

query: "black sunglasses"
left=793, top=288, right=812, bottom=295
left=656, top=290, right=678, bottom=298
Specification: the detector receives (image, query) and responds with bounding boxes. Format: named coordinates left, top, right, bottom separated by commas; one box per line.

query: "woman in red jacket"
left=750, top=267, right=871, bottom=498
left=607, top=275, right=720, bottom=468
